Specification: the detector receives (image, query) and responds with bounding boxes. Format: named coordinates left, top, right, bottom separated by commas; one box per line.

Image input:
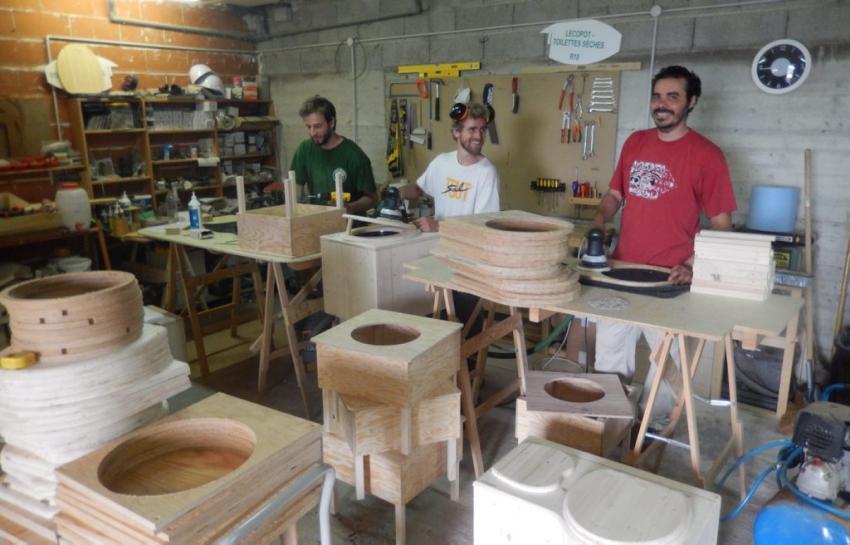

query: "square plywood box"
left=322, top=430, right=447, bottom=506
left=236, top=203, right=345, bottom=257
left=323, top=381, right=460, bottom=456
left=321, top=229, right=438, bottom=320
left=314, top=308, right=462, bottom=407
left=55, top=393, right=321, bottom=544
left=515, top=383, right=640, bottom=458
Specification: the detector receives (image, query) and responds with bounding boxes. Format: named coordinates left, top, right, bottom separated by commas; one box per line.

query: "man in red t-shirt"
left=591, top=65, right=737, bottom=426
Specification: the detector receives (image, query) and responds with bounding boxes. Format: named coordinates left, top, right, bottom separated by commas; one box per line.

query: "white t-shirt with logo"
left=415, top=151, right=500, bottom=220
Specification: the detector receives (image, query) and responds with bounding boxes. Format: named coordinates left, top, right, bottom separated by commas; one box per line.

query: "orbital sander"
left=376, top=186, right=410, bottom=222
left=577, top=228, right=610, bottom=272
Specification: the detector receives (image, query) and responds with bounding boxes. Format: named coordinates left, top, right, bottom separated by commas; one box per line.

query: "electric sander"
left=376, top=186, right=410, bottom=222
left=577, top=228, right=610, bottom=272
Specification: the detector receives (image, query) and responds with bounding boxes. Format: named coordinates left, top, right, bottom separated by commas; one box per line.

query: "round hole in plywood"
left=351, top=323, right=421, bottom=345
left=97, top=418, right=256, bottom=496
left=544, top=378, right=605, bottom=403
left=484, top=219, right=562, bottom=233
left=353, top=228, right=402, bottom=238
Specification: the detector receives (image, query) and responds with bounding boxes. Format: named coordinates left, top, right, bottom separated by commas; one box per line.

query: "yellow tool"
left=397, top=62, right=480, bottom=78
left=330, top=191, right=351, bottom=203
left=1, top=351, right=38, bottom=370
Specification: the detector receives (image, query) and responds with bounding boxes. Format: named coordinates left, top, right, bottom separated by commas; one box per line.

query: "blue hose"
left=715, top=440, right=794, bottom=521
left=722, top=464, right=779, bottom=522
left=715, top=440, right=794, bottom=493
left=821, top=383, right=849, bottom=402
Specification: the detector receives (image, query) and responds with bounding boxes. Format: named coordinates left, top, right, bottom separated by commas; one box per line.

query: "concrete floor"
left=174, top=331, right=794, bottom=545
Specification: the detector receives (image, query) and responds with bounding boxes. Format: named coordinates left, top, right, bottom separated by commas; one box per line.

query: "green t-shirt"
left=289, top=138, right=376, bottom=199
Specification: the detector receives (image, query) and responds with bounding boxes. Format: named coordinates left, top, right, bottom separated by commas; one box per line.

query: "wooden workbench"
left=139, top=219, right=323, bottom=418
left=404, top=256, right=802, bottom=489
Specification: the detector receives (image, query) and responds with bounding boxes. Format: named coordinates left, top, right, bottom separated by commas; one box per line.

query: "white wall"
left=260, top=0, right=850, bottom=359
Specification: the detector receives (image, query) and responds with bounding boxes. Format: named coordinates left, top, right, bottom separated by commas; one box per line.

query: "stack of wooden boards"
left=691, top=230, right=776, bottom=301
left=0, top=271, right=190, bottom=544
left=313, top=309, right=463, bottom=545
left=432, top=210, right=580, bottom=307
left=54, top=393, right=323, bottom=545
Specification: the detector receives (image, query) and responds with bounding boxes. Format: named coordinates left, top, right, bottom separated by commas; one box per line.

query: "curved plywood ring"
left=432, top=252, right=564, bottom=280
left=7, top=293, right=143, bottom=327
left=10, top=311, right=144, bottom=340
left=10, top=321, right=144, bottom=362
left=0, top=272, right=140, bottom=324
left=436, top=237, right=568, bottom=268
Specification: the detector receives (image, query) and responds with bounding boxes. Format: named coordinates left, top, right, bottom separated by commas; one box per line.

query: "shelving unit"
left=67, top=97, right=280, bottom=210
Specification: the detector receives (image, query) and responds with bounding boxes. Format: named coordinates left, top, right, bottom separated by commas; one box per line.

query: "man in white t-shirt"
left=400, top=102, right=500, bottom=231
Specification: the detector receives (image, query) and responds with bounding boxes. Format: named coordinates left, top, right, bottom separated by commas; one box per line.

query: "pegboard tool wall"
left=386, top=70, right=621, bottom=217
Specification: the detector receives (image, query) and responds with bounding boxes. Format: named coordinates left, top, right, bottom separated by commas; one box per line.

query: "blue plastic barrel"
left=746, top=185, right=801, bottom=233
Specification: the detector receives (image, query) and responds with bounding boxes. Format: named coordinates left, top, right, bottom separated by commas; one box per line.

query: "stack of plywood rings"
left=432, top=210, right=580, bottom=307
left=0, top=272, right=190, bottom=542
left=1, top=271, right=144, bottom=361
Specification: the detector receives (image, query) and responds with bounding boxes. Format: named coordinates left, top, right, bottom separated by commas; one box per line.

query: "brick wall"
left=0, top=0, right=258, bottom=139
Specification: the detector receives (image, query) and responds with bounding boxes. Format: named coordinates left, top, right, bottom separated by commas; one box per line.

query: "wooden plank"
left=314, top=308, right=461, bottom=407
left=55, top=393, right=321, bottom=535
left=236, top=203, right=345, bottom=257
left=324, top=382, right=460, bottom=456
left=524, top=371, right=633, bottom=418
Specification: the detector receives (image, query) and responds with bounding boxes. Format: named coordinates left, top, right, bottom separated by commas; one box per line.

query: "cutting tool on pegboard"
left=483, top=83, right=499, bottom=144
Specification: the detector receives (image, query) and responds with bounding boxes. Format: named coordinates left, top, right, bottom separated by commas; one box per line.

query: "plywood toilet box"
left=323, top=430, right=456, bottom=545
left=323, top=381, right=461, bottom=456
left=321, top=228, right=439, bottom=320
left=0, top=271, right=143, bottom=362
left=474, top=437, right=720, bottom=545
left=236, top=203, right=346, bottom=257
left=313, top=308, right=462, bottom=408
left=55, top=393, right=322, bottom=544
left=516, top=382, right=640, bottom=458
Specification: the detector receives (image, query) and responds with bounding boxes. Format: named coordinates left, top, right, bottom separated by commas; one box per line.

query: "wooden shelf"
left=85, top=128, right=145, bottom=135
left=220, top=153, right=271, bottom=160
left=148, top=128, right=215, bottom=135
left=92, top=176, right=151, bottom=185
left=0, top=164, right=84, bottom=178
left=568, top=197, right=602, bottom=206
left=152, top=158, right=207, bottom=166
left=218, top=124, right=278, bottom=132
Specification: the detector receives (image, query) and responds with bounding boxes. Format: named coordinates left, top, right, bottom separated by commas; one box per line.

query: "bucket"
left=55, top=182, right=91, bottom=231
left=746, top=185, right=800, bottom=234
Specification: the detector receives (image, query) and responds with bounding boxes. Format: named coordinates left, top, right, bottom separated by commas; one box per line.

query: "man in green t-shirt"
left=290, top=96, right=377, bottom=214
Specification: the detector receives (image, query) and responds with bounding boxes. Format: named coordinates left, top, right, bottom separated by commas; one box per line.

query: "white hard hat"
left=189, top=64, right=224, bottom=95
left=189, top=64, right=213, bottom=84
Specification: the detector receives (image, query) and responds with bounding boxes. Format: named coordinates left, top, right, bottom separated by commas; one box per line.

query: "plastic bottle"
left=165, top=183, right=179, bottom=220
left=118, top=191, right=132, bottom=210
left=188, top=192, right=202, bottom=231
left=55, top=182, right=91, bottom=231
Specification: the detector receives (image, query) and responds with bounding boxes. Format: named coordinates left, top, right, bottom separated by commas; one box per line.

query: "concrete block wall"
left=259, top=0, right=850, bottom=358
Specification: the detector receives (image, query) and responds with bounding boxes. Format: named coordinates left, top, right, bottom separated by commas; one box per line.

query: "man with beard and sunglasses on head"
left=290, top=96, right=377, bottom=214
left=400, top=101, right=500, bottom=339
left=590, top=65, right=737, bottom=427
left=400, top=101, right=500, bottom=232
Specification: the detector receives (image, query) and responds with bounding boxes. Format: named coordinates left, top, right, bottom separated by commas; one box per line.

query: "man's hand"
left=668, top=264, right=693, bottom=284
left=414, top=216, right=439, bottom=232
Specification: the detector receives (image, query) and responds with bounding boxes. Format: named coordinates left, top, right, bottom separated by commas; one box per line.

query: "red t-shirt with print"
left=609, top=128, right=737, bottom=268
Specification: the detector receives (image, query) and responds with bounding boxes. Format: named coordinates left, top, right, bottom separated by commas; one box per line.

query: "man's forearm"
left=346, top=192, right=376, bottom=214
left=593, top=192, right=622, bottom=229
left=399, top=182, right=424, bottom=201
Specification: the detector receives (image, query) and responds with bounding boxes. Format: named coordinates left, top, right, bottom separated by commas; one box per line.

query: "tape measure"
left=1, top=351, right=38, bottom=370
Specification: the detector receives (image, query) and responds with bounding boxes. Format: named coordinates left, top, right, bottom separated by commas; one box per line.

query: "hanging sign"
left=541, top=20, right=622, bottom=65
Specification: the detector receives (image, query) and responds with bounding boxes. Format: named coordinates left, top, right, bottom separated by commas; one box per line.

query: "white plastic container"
left=55, top=182, right=91, bottom=231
